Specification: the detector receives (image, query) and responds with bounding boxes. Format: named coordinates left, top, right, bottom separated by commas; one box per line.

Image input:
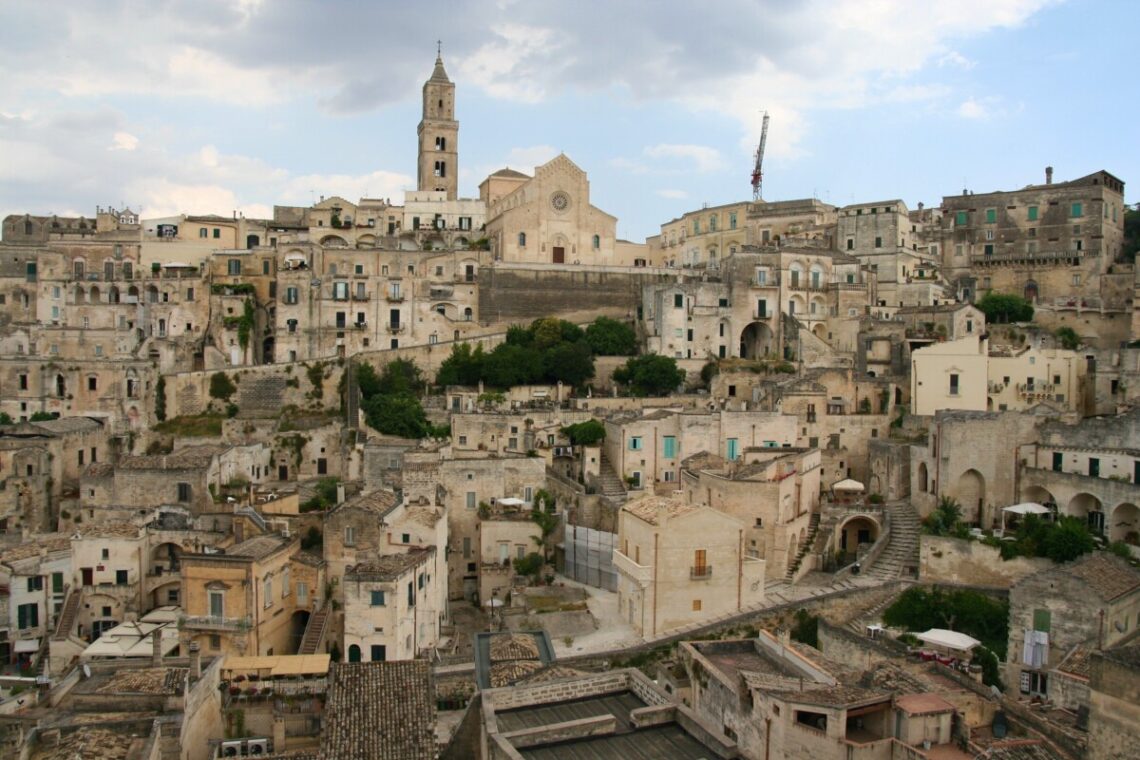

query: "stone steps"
left=865, top=502, right=921, bottom=580
left=52, top=589, right=80, bottom=641
left=786, top=513, right=822, bottom=581
left=237, top=375, right=288, bottom=419
left=298, top=606, right=329, bottom=655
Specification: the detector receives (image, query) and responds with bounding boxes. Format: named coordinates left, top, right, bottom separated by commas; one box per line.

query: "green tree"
left=30, top=411, right=55, bottom=422
left=531, top=508, right=559, bottom=562
left=505, top=323, right=534, bottom=347
left=1043, top=516, right=1096, bottom=563
left=513, top=552, right=544, bottom=581
left=154, top=376, right=167, bottom=421
left=585, top=317, right=637, bottom=356
left=975, top=292, right=1034, bottom=324
left=482, top=344, right=543, bottom=388
left=561, top=419, right=606, bottom=445
left=542, top=340, right=595, bottom=386
left=790, top=609, right=819, bottom=648
left=923, top=497, right=964, bottom=537
left=355, top=363, right=383, bottom=399
left=613, top=354, right=685, bottom=396
left=378, top=358, right=426, bottom=397
left=1123, top=203, right=1139, bottom=263
left=209, top=372, right=237, bottom=401
left=0, top=412, right=11, bottom=425
left=362, top=394, right=430, bottom=438
left=1054, top=326, right=1080, bottom=350
left=436, top=343, right=485, bottom=387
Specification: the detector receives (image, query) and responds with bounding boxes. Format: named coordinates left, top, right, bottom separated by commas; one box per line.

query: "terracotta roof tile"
left=321, top=661, right=435, bottom=760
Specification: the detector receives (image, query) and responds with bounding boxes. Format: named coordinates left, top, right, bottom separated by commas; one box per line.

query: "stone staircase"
left=236, top=375, right=287, bottom=419
left=52, top=588, right=80, bottom=640
left=297, top=605, right=330, bottom=655
left=864, top=501, right=921, bottom=580
left=597, top=451, right=628, bottom=504
left=785, top=513, right=822, bottom=581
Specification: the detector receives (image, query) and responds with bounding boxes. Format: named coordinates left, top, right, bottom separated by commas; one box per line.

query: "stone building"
left=476, top=498, right=542, bottom=603
left=483, top=154, right=618, bottom=265
left=837, top=199, right=947, bottom=307
left=939, top=169, right=1127, bottom=311
left=342, top=547, right=440, bottom=662
left=417, top=53, right=459, bottom=201
left=1007, top=553, right=1140, bottom=701
left=613, top=494, right=763, bottom=637
left=1087, top=642, right=1140, bottom=760
left=0, top=534, right=70, bottom=666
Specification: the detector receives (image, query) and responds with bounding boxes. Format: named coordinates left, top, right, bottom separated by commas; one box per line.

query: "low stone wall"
left=502, top=714, right=616, bottom=748
left=919, top=535, right=1052, bottom=587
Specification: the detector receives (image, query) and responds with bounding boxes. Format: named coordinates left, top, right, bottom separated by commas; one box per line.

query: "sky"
left=1, top=0, right=1136, bottom=243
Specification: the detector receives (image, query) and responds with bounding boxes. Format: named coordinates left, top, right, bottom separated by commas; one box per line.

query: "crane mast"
left=751, top=111, right=769, bottom=201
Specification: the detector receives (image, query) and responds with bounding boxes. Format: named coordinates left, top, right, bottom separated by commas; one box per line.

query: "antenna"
left=751, top=111, right=770, bottom=201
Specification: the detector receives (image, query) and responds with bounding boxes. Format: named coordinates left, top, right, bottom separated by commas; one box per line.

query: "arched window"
left=592, top=234, right=600, bottom=249
left=518, top=232, right=526, bottom=247
left=73, top=260, right=85, bottom=279
left=348, top=645, right=361, bottom=662
left=56, top=374, right=66, bottom=398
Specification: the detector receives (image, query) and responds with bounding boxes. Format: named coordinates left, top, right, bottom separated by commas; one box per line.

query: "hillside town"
left=0, top=51, right=1138, bottom=760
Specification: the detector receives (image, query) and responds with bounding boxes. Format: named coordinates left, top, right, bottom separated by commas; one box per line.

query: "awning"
left=1003, top=502, right=1050, bottom=515
left=14, top=638, right=40, bottom=653
left=832, top=478, right=865, bottom=492
left=162, top=261, right=193, bottom=268
left=916, top=629, right=980, bottom=652
left=497, top=497, right=526, bottom=507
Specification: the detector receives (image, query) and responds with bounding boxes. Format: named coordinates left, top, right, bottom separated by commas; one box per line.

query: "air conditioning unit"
left=246, top=739, right=270, bottom=755
left=220, top=740, right=243, bottom=757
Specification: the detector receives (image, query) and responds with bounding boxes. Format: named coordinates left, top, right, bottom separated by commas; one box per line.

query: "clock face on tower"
left=550, top=192, right=570, bottom=212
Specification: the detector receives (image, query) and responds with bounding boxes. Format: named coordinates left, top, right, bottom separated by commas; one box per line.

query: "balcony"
left=612, top=549, right=652, bottom=585
left=753, top=311, right=770, bottom=320
left=354, top=321, right=368, bottom=330
left=690, top=565, right=713, bottom=580
left=351, top=291, right=370, bottom=301
left=971, top=250, right=1086, bottom=267
left=788, top=281, right=828, bottom=292
left=180, top=614, right=251, bottom=632
left=386, top=323, right=405, bottom=334
left=386, top=292, right=404, bottom=303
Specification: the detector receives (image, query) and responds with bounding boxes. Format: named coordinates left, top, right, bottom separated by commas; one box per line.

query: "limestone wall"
left=919, top=535, right=1052, bottom=587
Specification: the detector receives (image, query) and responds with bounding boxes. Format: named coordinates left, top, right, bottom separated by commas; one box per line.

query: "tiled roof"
left=321, top=661, right=435, bottom=760
left=490, top=659, right=544, bottom=687
left=226, top=534, right=291, bottom=561
left=402, top=505, right=443, bottom=527
left=95, top=667, right=187, bottom=695
left=622, top=495, right=699, bottom=526
left=1060, top=553, right=1140, bottom=601
left=83, top=462, right=115, bottom=478
left=76, top=521, right=141, bottom=539
left=118, top=444, right=225, bottom=470
left=0, top=534, right=71, bottom=563
left=31, top=727, right=137, bottom=760
left=489, top=633, right=540, bottom=662
left=330, top=490, right=398, bottom=517
left=1056, top=645, right=1093, bottom=679
left=33, top=416, right=104, bottom=434
left=346, top=548, right=432, bottom=581
left=768, top=684, right=889, bottom=708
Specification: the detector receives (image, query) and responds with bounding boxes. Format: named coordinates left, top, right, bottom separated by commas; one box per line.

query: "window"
left=17, top=603, right=39, bottom=629
left=692, top=599, right=702, bottom=612
left=213, top=228, right=221, bottom=238
left=297, top=582, right=308, bottom=604
left=593, top=234, right=600, bottom=249
left=177, top=482, right=191, bottom=502
left=435, top=135, right=446, bottom=150
left=729, top=212, right=737, bottom=229
left=371, top=645, right=387, bottom=662
left=693, top=219, right=700, bottom=235
left=846, top=238, right=854, bottom=250
left=263, top=577, right=273, bottom=607
left=874, top=236, right=882, bottom=248
left=674, top=293, right=684, bottom=308
left=726, top=438, right=739, bottom=461
left=407, top=581, right=415, bottom=607
left=228, top=259, right=241, bottom=275
left=402, top=533, right=411, bottom=544
left=27, top=576, right=43, bottom=592
left=334, top=281, right=348, bottom=300
left=955, top=211, right=968, bottom=226
left=949, top=373, right=959, bottom=396
left=19, top=373, right=27, bottom=390
left=1028, top=206, right=1038, bottom=221
left=209, top=590, right=224, bottom=619
left=344, top=526, right=356, bottom=546
left=628, top=436, right=643, bottom=451
left=1072, top=274, right=1081, bottom=286
left=285, top=287, right=298, bottom=304
left=199, top=228, right=208, bottom=238
left=434, top=160, right=446, bottom=177
left=518, top=232, right=526, bottom=247
left=1070, top=202, right=1082, bottom=218
left=466, top=492, right=476, bottom=509
left=985, top=208, right=996, bottom=223
left=370, top=590, right=386, bottom=606
left=88, top=375, right=97, bottom=391
left=116, top=569, right=128, bottom=585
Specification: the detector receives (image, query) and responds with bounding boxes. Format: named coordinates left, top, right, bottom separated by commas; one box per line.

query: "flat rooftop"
left=693, top=639, right=805, bottom=681
left=518, top=723, right=717, bottom=760
left=497, top=690, right=644, bottom=733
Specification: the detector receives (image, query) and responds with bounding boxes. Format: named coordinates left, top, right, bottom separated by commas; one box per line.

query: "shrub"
left=613, top=354, right=685, bottom=396
left=209, top=372, right=237, bottom=401
left=562, top=419, right=606, bottom=446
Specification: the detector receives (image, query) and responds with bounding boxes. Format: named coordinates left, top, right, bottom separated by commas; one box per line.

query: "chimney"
left=188, top=642, right=201, bottom=680
left=1046, top=166, right=1053, bottom=185
left=918, top=202, right=924, bottom=212
left=152, top=628, right=164, bottom=666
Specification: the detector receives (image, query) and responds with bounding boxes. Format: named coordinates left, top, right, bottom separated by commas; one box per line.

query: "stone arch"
left=1021, top=485, right=1055, bottom=508
left=127, top=285, right=139, bottom=301
left=812, top=323, right=827, bottom=340
left=146, top=284, right=159, bottom=303
left=74, top=285, right=85, bottom=304
left=108, top=285, right=120, bottom=304
left=320, top=234, right=348, bottom=247
left=740, top=322, right=775, bottom=359
left=1065, top=492, right=1103, bottom=518
left=356, top=233, right=377, bottom=248
left=348, top=644, right=362, bottom=662
left=789, top=261, right=805, bottom=287
left=90, top=285, right=100, bottom=303
left=837, top=514, right=881, bottom=560
left=788, top=294, right=806, bottom=316
left=1111, top=503, right=1140, bottom=544
left=809, top=295, right=827, bottom=317
left=917, top=462, right=929, bottom=494
left=809, top=263, right=825, bottom=288
left=957, top=469, right=985, bottom=524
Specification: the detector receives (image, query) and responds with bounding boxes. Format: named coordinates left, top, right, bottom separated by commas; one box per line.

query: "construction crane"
left=751, top=111, right=770, bottom=201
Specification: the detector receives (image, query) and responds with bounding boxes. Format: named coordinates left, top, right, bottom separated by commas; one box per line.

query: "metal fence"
left=560, top=521, right=618, bottom=592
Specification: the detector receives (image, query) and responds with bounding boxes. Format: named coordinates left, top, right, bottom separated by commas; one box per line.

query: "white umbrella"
left=916, top=629, right=980, bottom=652
left=1001, top=502, right=1051, bottom=532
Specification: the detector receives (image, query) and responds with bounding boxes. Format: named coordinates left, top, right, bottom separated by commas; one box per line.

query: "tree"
left=1123, top=203, right=1139, bottom=263
left=209, top=372, right=237, bottom=401
left=505, top=323, right=533, bottom=347
left=1043, top=516, right=1095, bottom=563
left=154, top=376, right=167, bottom=422
left=613, top=354, right=685, bottom=396
left=436, top=343, right=485, bottom=387
left=355, top=363, right=383, bottom=399
left=562, top=419, right=606, bottom=446
left=482, top=344, right=543, bottom=388
left=923, top=497, right=964, bottom=536
left=542, top=340, right=595, bottom=386
left=1054, top=326, right=1080, bottom=350
left=513, top=552, right=544, bottom=581
left=531, top=508, right=559, bottom=562
left=585, top=317, right=637, bottom=356
left=362, top=393, right=430, bottom=438
left=378, top=358, right=425, bottom=396
left=0, top=412, right=11, bottom=425
left=975, top=292, right=1034, bottom=324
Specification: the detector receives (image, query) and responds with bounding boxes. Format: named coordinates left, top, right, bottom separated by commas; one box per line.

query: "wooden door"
left=553, top=246, right=565, bottom=264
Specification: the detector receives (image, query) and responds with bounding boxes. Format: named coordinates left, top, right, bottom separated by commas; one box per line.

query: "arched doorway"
left=917, top=463, right=928, bottom=494
left=348, top=644, right=361, bottom=662
left=838, top=516, right=881, bottom=560
left=1021, top=485, right=1056, bottom=509
left=1024, top=279, right=1039, bottom=303
left=812, top=323, right=827, bottom=340
left=1067, top=492, right=1104, bottom=534
left=740, top=322, right=775, bottom=359
left=1111, top=503, right=1139, bottom=545
left=246, top=234, right=260, bottom=249
left=957, top=469, right=985, bottom=524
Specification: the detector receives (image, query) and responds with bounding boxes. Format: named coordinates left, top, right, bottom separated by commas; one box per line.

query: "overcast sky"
left=1, top=0, right=1135, bottom=241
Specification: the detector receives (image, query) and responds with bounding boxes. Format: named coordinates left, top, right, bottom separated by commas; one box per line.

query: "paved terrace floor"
left=518, top=723, right=717, bottom=760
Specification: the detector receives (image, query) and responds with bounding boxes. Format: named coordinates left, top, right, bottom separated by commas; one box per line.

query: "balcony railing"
left=690, top=565, right=713, bottom=579
left=351, top=291, right=370, bottom=301
left=386, top=292, right=404, bottom=302
left=753, top=311, right=770, bottom=320
left=181, top=615, right=251, bottom=631
left=386, top=323, right=405, bottom=334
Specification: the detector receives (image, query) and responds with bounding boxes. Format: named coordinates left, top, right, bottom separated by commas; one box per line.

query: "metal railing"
left=690, top=565, right=713, bottom=579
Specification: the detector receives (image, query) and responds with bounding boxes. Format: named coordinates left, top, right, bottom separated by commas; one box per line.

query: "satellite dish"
left=82, top=664, right=92, bottom=679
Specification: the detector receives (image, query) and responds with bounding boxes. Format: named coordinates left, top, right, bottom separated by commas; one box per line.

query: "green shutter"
left=52, top=572, right=63, bottom=593
left=956, top=211, right=968, bottom=226
left=1071, top=203, right=1082, bottom=218
left=1033, top=608, right=1051, bottom=632
left=663, top=436, right=676, bottom=459
left=986, top=209, right=996, bottom=223
left=1027, top=206, right=1038, bottom=221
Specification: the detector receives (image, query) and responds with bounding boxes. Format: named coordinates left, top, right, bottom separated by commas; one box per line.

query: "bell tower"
left=417, top=43, right=458, bottom=200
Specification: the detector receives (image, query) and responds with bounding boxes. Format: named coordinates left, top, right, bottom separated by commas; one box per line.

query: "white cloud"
left=458, top=24, right=562, bottom=103
left=109, top=131, right=138, bottom=151
left=644, top=144, right=725, bottom=173
left=957, top=98, right=990, bottom=120
left=938, top=50, right=977, bottom=70
left=656, top=189, right=688, bottom=199
left=504, top=145, right=560, bottom=171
